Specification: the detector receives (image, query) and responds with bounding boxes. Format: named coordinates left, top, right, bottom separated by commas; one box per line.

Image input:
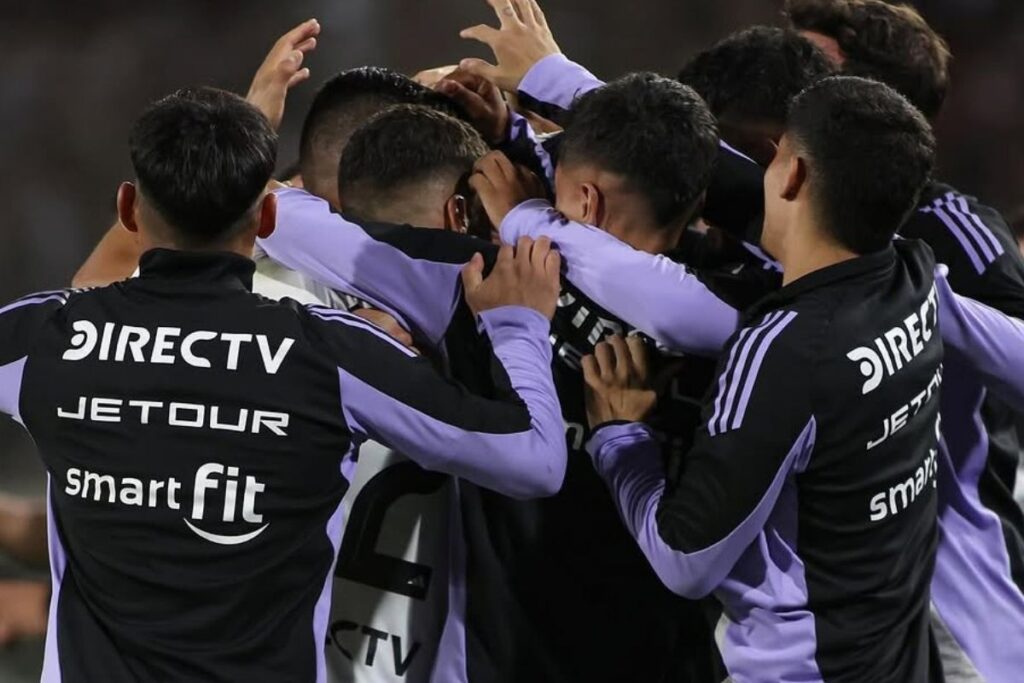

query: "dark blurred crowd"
left=0, top=0, right=1020, bottom=300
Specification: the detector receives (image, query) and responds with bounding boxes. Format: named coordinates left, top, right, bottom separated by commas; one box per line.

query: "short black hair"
left=678, top=26, right=833, bottom=128
left=338, top=104, right=488, bottom=222
left=785, top=0, right=951, bottom=120
left=129, top=87, right=277, bottom=245
left=786, top=75, right=935, bottom=254
left=560, top=73, right=719, bottom=227
left=298, top=67, right=466, bottom=198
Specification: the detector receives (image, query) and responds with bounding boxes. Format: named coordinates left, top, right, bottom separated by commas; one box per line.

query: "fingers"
left=607, top=335, right=632, bottom=384
left=487, top=0, right=524, bottom=28
left=286, top=68, right=312, bottom=89
left=460, top=24, right=500, bottom=48
left=458, top=56, right=501, bottom=83
left=515, top=236, right=534, bottom=277
left=474, top=151, right=515, bottom=183
left=626, top=334, right=650, bottom=382
left=495, top=243, right=514, bottom=270
left=530, top=236, right=552, bottom=272
left=594, top=341, right=616, bottom=383
left=544, top=248, right=561, bottom=284
left=437, top=79, right=489, bottom=118
left=280, top=18, right=321, bottom=48
left=581, top=354, right=602, bottom=390
left=527, top=0, right=548, bottom=26
left=512, top=0, right=536, bottom=25
left=294, top=36, right=318, bottom=53
left=461, top=252, right=486, bottom=293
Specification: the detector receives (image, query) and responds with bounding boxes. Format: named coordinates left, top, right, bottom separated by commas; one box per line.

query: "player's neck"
left=779, top=224, right=858, bottom=287
left=137, top=225, right=257, bottom=261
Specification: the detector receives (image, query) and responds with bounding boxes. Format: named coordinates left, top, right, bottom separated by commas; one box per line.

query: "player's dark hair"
left=787, top=76, right=935, bottom=254
left=129, top=87, right=277, bottom=246
left=338, top=104, right=488, bottom=222
left=784, top=0, right=951, bottom=120
left=560, top=73, right=719, bottom=227
left=299, top=67, right=466, bottom=197
left=678, top=26, right=833, bottom=128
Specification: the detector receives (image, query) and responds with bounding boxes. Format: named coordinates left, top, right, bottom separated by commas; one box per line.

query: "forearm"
left=340, top=307, right=566, bottom=499
left=517, top=54, right=604, bottom=115
left=500, top=201, right=740, bottom=355
left=259, top=188, right=463, bottom=347
left=937, top=271, right=1024, bottom=410
left=472, top=306, right=567, bottom=495
left=72, top=221, right=141, bottom=288
left=587, top=422, right=730, bottom=598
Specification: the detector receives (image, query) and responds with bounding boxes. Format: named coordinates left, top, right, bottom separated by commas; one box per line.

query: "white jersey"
left=252, top=256, right=452, bottom=683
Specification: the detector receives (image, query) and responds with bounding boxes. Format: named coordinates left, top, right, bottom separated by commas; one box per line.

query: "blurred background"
left=0, top=0, right=1021, bottom=676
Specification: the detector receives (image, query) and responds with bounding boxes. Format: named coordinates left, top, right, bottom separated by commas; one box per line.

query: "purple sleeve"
left=0, top=290, right=74, bottom=423
left=587, top=423, right=752, bottom=598
left=258, top=188, right=464, bottom=347
left=506, top=111, right=556, bottom=185
left=588, top=416, right=814, bottom=599
left=500, top=200, right=740, bottom=355
left=338, top=306, right=567, bottom=499
left=937, top=269, right=1024, bottom=410
left=518, top=54, right=604, bottom=112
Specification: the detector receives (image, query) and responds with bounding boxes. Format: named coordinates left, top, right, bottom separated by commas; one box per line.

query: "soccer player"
left=326, top=104, right=489, bottom=683
left=0, top=87, right=567, bottom=681
left=258, top=70, right=735, bottom=683
left=338, top=104, right=490, bottom=237
left=784, top=3, right=1024, bottom=678
left=677, top=26, right=833, bottom=166
left=298, top=67, right=460, bottom=211
left=579, top=76, right=942, bottom=681
left=485, top=5, right=1024, bottom=676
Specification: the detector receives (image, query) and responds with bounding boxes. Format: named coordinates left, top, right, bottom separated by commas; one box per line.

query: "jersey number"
left=335, top=462, right=447, bottom=600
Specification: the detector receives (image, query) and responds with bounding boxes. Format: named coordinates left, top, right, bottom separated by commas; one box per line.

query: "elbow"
left=504, top=440, right=567, bottom=499
left=652, top=565, right=717, bottom=600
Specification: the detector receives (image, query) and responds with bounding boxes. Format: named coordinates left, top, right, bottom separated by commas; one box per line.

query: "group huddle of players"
left=2, top=0, right=1024, bottom=682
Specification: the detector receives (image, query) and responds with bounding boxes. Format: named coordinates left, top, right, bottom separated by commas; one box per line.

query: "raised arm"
left=321, top=239, right=567, bottom=498
left=936, top=270, right=1024, bottom=411
left=500, top=199, right=740, bottom=354
left=258, top=188, right=470, bottom=347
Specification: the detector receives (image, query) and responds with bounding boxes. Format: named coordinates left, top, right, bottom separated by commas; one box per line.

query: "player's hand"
left=583, top=335, right=657, bottom=427
left=246, top=19, right=320, bottom=130
left=459, top=0, right=561, bottom=92
left=436, top=69, right=511, bottom=145
left=0, top=581, right=48, bottom=648
left=413, top=65, right=459, bottom=88
left=351, top=308, right=419, bottom=354
left=469, top=151, right=545, bottom=227
left=462, top=237, right=561, bottom=319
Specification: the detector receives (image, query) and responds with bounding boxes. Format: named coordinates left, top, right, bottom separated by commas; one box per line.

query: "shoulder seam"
left=919, top=191, right=1005, bottom=274
left=708, top=309, right=798, bottom=436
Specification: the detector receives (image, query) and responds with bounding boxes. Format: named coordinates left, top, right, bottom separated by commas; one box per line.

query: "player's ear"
left=581, top=182, right=603, bottom=226
left=781, top=154, right=806, bottom=202
left=445, top=194, right=469, bottom=234
left=117, top=182, right=139, bottom=233
left=256, top=192, right=277, bottom=239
